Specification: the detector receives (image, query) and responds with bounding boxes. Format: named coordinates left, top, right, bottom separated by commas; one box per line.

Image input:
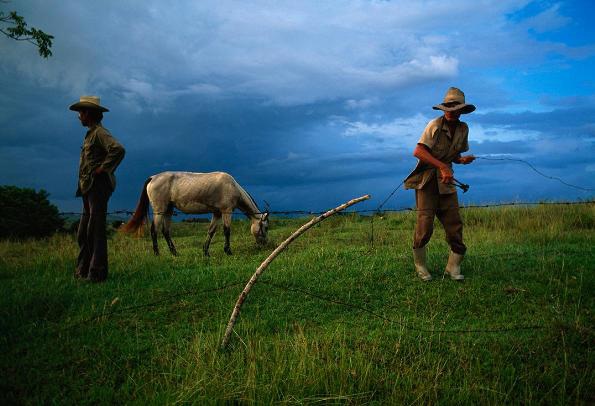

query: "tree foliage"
left=0, top=9, right=53, bottom=57
left=0, top=185, right=64, bottom=239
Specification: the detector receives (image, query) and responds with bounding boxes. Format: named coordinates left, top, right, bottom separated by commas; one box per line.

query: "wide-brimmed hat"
left=432, top=87, right=475, bottom=114
left=69, top=96, right=109, bottom=112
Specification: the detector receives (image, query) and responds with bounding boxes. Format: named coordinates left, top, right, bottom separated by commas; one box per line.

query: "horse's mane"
left=233, top=179, right=262, bottom=218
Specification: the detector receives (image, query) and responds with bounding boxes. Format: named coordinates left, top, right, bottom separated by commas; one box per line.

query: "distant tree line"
left=0, top=185, right=130, bottom=240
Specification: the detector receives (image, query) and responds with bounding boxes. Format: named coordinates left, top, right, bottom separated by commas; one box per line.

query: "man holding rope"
left=404, top=87, right=475, bottom=281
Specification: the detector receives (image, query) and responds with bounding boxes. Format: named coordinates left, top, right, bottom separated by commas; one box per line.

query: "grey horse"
left=122, top=171, right=269, bottom=256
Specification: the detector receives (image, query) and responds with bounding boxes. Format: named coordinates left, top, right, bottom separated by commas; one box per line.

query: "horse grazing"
left=121, top=171, right=269, bottom=256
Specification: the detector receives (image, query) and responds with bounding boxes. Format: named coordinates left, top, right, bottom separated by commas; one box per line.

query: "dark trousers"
left=76, top=174, right=112, bottom=281
left=413, top=178, right=466, bottom=255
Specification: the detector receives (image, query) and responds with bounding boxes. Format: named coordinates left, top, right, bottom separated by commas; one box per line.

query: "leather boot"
left=445, top=251, right=464, bottom=280
left=413, top=247, right=432, bottom=281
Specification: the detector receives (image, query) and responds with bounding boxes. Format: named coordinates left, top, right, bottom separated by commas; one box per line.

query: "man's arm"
left=95, top=130, right=125, bottom=175
left=453, top=154, right=476, bottom=164
left=413, top=144, right=453, bottom=184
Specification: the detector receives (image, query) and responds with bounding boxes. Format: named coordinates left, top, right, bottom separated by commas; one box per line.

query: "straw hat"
left=69, top=96, right=109, bottom=112
left=432, top=87, right=475, bottom=114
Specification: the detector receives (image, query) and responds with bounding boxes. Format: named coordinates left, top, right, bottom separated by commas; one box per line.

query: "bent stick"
left=220, top=194, right=371, bottom=349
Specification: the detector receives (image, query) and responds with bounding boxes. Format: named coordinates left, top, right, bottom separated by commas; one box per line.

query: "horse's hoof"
left=224, top=247, right=232, bottom=255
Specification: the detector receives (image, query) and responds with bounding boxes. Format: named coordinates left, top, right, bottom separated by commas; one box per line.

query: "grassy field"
left=0, top=203, right=593, bottom=404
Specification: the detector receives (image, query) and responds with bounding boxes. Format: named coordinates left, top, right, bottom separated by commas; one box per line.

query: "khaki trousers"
left=413, top=178, right=466, bottom=255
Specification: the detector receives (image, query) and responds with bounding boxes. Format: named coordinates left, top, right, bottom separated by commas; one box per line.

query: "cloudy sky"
left=1, top=0, right=593, bottom=215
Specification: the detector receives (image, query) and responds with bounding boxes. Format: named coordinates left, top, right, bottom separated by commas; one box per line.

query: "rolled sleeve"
left=417, top=119, right=440, bottom=149
left=461, top=135, right=469, bottom=153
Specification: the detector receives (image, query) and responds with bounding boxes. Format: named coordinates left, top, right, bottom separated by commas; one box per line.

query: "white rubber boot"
left=445, top=251, right=464, bottom=280
left=413, top=247, right=432, bottom=281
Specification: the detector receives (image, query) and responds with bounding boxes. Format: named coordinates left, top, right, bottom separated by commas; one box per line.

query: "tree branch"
left=220, top=194, right=371, bottom=349
left=0, top=10, right=53, bottom=57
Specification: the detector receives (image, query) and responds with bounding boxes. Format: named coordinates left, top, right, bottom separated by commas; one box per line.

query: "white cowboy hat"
left=69, top=95, right=109, bottom=112
left=432, top=87, right=475, bottom=114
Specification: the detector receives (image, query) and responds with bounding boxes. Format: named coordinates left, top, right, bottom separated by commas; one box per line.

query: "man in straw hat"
left=404, top=87, right=476, bottom=281
left=70, top=96, right=125, bottom=282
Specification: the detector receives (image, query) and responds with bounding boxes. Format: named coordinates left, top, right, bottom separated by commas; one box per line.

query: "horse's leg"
left=223, top=212, right=232, bottom=255
left=203, top=212, right=221, bottom=257
left=161, top=209, right=177, bottom=256
left=203, top=218, right=217, bottom=257
left=151, top=215, right=160, bottom=256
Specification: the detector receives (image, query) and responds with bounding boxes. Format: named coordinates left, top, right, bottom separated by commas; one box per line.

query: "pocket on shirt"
left=433, top=140, right=449, bottom=156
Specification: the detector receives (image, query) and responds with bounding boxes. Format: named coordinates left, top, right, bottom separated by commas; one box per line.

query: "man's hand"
left=414, top=144, right=456, bottom=184
left=94, top=167, right=104, bottom=175
left=439, top=165, right=453, bottom=184
left=458, top=155, right=475, bottom=164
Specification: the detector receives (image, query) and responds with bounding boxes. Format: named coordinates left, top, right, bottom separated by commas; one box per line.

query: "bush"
left=0, top=185, right=64, bottom=239
left=65, top=220, right=79, bottom=235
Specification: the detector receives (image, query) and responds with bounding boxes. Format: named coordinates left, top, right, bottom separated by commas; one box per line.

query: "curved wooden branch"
left=221, top=194, right=371, bottom=349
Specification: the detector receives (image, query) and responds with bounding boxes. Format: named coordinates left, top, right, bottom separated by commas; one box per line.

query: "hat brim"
left=69, top=102, right=109, bottom=112
left=433, top=103, right=475, bottom=114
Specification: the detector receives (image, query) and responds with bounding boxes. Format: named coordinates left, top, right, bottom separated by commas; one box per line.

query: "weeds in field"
left=0, top=204, right=593, bottom=404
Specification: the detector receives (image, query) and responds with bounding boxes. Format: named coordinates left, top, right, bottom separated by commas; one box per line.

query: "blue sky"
left=1, top=0, right=593, bottom=215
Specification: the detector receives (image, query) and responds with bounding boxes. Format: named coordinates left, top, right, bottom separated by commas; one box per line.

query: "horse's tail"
left=121, top=177, right=152, bottom=235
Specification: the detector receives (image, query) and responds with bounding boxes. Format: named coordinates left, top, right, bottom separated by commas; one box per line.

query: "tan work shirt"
left=77, top=124, right=125, bottom=196
left=404, top=116, right=469, bottom=194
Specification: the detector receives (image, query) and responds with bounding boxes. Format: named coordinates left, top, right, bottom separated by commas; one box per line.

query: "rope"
left=56, top=156, right=593, bottom=218
left=475, top=156, right=594, bottom=192
left=57, top=200, right=594, bottom=218
left=5, top=281, right=245, bottom=341
left=260, top=281, right=546, bottom=334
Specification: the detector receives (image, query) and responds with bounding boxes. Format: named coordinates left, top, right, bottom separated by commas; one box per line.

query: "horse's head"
left=251, top=211, right=269, bottom=245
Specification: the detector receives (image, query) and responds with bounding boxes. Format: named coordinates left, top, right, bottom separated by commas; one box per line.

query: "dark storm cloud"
left=474, top=106, right=595, bottom=138
left=1, top=1, right=593, bottom=213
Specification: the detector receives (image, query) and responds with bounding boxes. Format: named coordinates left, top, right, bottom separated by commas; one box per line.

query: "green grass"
left=0, top=203, right=593, bottom=404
